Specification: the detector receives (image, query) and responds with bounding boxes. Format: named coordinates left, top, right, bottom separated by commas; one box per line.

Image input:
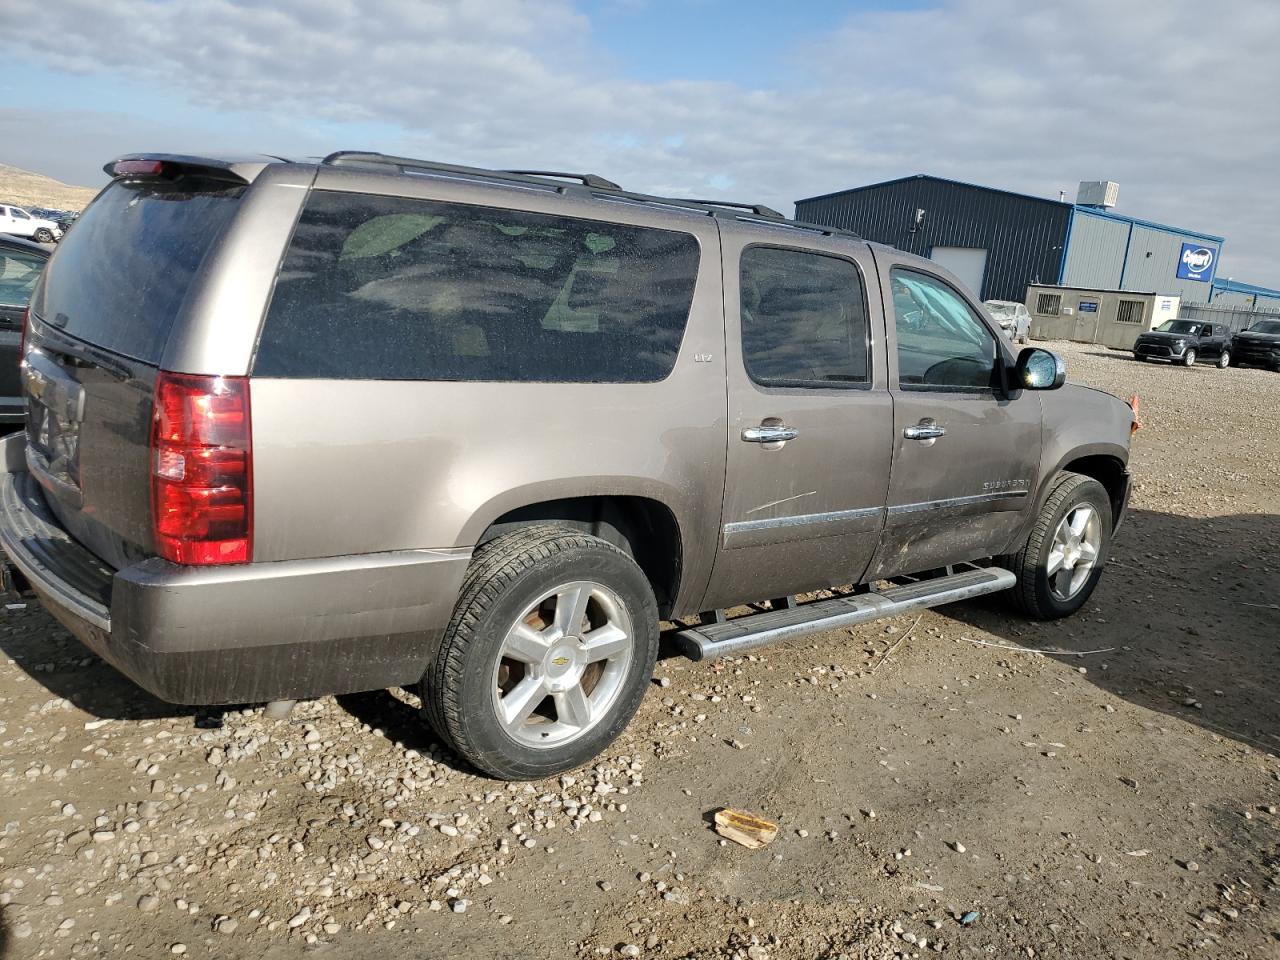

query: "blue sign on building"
left=1176, top=242, right=1216, bottom=282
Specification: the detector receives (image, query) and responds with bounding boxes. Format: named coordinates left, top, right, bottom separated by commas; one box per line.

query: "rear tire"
left=1217, top=350, right=1230, bottom=369
left=1000, top=472, right=1112, bottom=620
left=421, top=524, right=659, bottom=780
left=1182, top=349, right=1197, bottom=367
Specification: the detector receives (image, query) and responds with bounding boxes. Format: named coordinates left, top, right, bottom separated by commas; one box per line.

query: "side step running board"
left=674, top=565, right=1016, bottom=662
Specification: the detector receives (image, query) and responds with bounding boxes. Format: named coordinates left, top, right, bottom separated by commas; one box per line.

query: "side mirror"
left=1013, top=347, right=1066, bottom=390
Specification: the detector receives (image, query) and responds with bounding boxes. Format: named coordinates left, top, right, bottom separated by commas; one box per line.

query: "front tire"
left=1217, top=350, right=1231, bottom=369
left=1000, top=473, right=1112, bottom=620
left=33, top=228, right=53, bottom=243
left=1182, top=349, right=1197, bottom=367
left=421, top=524, right=659, bottom=780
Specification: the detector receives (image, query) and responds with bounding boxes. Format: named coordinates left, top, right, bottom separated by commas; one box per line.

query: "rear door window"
left=254, top=191, right=702, bottom=382
left=739, top=245, right=870, bottom=387
left=37, top=179, right=244, bottom=363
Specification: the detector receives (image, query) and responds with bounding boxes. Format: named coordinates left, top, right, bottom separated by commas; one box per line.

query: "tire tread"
left=1002, top=472, right=1105, bottom=619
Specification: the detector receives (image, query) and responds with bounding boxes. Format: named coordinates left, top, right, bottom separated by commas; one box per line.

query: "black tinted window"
left=37, top=180, right=243, bottom=363
left=255, top=191, right=701, bottom=382
left=739, top=246, right=869, bottom=387
left=891, top=269, right=997, bottom=390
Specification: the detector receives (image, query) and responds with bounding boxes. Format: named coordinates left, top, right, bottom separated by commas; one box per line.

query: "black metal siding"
left=795, top=177, right=1071, bottom=302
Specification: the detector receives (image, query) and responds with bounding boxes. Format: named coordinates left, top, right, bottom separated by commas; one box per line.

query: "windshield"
left=985, top=303, right=1017, bottom=317
left=1155, top=320, right=1201, bottom=335
left=1246, top=320, right=1280, bottom=334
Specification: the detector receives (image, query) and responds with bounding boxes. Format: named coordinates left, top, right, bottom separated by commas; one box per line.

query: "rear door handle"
left=742, top=425, right=799, bottom=444
left=904, top=421, right=946, bottom=441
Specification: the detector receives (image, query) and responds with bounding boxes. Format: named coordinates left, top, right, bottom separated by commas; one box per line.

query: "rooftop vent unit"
left=1077, top=180, right=1119, bottom=209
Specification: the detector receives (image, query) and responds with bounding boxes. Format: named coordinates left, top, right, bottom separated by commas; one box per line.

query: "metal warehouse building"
left=795, top=174, right=1280, bottom=311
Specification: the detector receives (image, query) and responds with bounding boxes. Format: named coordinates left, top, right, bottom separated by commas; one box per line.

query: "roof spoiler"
left=103, top=154, right=274, bottom=185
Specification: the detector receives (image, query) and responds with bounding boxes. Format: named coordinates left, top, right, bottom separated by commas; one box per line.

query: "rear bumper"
left=0, top=436, right=471, bottom=704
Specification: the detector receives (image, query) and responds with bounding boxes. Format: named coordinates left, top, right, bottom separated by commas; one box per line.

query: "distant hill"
left=0, top=163, right=100, bottom=212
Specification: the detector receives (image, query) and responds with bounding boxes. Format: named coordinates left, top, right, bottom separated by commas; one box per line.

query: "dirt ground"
left=1, top=339, right=1277, bottom=960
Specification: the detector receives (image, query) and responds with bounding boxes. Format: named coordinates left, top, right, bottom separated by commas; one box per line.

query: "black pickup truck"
left=1133, top=320, right=1231, bottom=368
left=1229, top=319, right=1280, bottom=371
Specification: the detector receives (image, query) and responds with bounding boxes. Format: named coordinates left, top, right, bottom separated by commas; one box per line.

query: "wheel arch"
left=1060, top=452, right=1129, bottom=528
left=1004, top=442, right=1130, bottom=555
left=475, top=494, right=685, bottom=618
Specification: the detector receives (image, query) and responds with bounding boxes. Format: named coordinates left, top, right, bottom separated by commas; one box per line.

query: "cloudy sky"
left=4, top=0, right=1277, bottom=283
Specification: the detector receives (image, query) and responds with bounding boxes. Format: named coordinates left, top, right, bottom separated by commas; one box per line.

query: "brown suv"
left=0, top=152, right=1133, bottom=779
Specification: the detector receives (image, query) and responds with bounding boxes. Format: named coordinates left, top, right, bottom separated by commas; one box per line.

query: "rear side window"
left=0, top=247, right=45, bottom=308
left=254, top=191, right=701, bottom=382
left=37, top=180, right=243, bottom=363
left=739, top=246, right=870, bottom=387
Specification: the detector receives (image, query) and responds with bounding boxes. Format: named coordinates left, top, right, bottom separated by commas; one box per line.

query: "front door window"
left=892, top=269, right=997, bottom=390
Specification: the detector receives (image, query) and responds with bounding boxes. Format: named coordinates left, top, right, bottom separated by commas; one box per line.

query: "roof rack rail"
left=504, top=170, right=621, bottom=190
left=319, top=151, right=863, bottom=240
left=321, top=152, right=601, bottom=192
left=678, top=199, right=786, bottom=220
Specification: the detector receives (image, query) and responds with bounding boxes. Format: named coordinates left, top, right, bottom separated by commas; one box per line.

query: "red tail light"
left=111, top=159, right=166, bottom=178
left=150, top=372, right=252, bottom=565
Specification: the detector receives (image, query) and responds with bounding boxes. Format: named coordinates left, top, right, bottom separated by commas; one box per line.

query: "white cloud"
left=5, top=0, right=1278, bottom=282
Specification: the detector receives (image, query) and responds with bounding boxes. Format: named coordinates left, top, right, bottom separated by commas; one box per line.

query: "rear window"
left=37, top=179, right=243, bottom=364
left=254, top=191, right=701, bottom=382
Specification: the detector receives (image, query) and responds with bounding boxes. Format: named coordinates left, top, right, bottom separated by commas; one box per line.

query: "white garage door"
left=930, top=246, right=988, bottom=297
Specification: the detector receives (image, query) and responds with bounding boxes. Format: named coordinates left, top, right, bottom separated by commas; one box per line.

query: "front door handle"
left=742, top=425, right=799, bottom=444
left=904, top=420, right=946, bottom=441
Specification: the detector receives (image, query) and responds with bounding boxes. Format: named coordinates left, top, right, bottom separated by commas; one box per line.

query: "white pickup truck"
left=0, top=204, right=62, bottom=243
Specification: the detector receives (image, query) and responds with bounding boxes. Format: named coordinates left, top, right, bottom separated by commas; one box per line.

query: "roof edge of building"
left=1070, top=205, right=1225, bottom=244
left=1210, top=277, right=1280, bottom=298
left=795, top=173, right=1073, bottom=209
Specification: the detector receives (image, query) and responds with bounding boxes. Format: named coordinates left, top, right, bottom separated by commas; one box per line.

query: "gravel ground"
left=1, top=339, right=1278, bottom=959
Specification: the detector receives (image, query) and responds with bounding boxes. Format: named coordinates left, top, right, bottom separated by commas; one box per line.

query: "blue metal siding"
left=794, top=176, right=1070, bottom=302
left=1061, top=211, right=1127, bottom=288
left=1119, top=225, right=1220, bottom=304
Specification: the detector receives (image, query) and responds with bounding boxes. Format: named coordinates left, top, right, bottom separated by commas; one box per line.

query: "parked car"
left=1229, top=319, right=1280, bottom=371
left=984, top=300, right=1031, bottom=343
left=0, top=152, right=1134, bottom=779
left=29, top=208, right=78, bottom=235
left=1132, top=319, right=1231, bottom=368
left=0, top=204, right=63, bottom=243
left=0, top=235, right=49, bottom=425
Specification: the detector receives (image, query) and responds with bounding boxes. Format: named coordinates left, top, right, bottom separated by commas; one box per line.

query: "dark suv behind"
left=1229, top=319, right=1280, bottom=370
left=1133, top=319, right=1231, bottom=368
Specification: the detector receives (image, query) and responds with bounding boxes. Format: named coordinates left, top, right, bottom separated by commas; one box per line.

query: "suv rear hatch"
left=24, top=166, right=247, bottom=570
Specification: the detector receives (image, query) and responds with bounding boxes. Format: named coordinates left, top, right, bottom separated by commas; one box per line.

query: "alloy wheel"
left=491, top=580, right=634, bottom=749
left=1046, top=504, right=1102, bottom=602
